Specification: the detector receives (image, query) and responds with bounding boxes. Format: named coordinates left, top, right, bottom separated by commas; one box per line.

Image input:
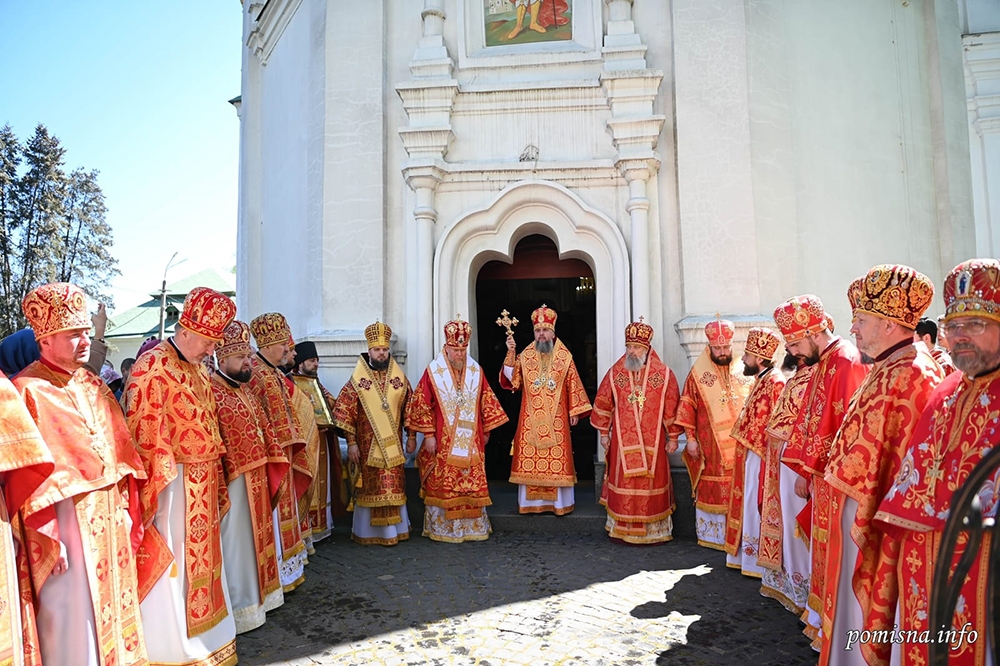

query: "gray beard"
left=536, top=339, right=554, bottom=354
left=624, top=355, right=645, bottom=372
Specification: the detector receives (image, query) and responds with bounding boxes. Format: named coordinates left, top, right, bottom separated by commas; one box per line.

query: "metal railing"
left=929, top=444, right=1000, bottom=666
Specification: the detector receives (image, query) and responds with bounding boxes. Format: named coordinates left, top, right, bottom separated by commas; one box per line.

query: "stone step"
left=402, top=469, right=697, bottom=538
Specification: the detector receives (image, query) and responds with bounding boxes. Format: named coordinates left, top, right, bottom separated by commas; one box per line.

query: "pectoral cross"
left=496, top=309, right=519, bottom=337
left=627, top=388, right=646, bottom=407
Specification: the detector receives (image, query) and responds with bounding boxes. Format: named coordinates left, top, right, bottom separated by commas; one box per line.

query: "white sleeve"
left=502, top=365, right=513, bottom=381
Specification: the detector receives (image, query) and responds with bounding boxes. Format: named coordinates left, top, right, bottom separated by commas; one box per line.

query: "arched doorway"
left=475, top=234, right=598, bottom=481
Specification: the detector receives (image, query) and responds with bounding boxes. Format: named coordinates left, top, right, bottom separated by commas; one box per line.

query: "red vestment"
left=15, top=360, right=148, bottom=666
left=677, top=348, right=754, bottom=549
left=931, top=346, right=957, bottom=377
left=501, top=340, right=591, bottom=502
left=724, top=366, right=786, bottom=558
left=874, top=369, right=999, bottom=666
left=125, top=342, right=230, bottom=641
left=247, top=354, right=310, bottom=588
left=0, top=373, right=53, bottom=666
left=820, top=341, right=943, bottom=665
left=590, top=351, right=681, bottom=543
left=781, top=336, right=868, bottom=637
left=758, top=364, right=815, bottom=570
left=211, top=373, right=289, bottom=611
left=407, top=355, right=508, bottom=522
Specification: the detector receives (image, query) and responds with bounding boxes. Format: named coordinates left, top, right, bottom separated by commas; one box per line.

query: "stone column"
left=397, top=0, right=458, bottom=374
left=965, top=31, right=1000, bottom=257
left=600, top=0, right=664, bottom=323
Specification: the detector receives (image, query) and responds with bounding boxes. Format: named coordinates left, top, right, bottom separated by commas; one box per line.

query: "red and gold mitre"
left=704, top=315, right=734, bottom=346
left=22, top=282, right=91, bottom=340
left=624, top=319, right=654, bottom=349
left=531, top=304, right=557, bottom=331
left=365, top=321, right=392, bottom=349
left=847, top=276, right=865, bottom=312
left=943, top=258, right=1000, bottom=324
left=745, top=327, right=781, bottom=361
left=218, top=320, right=252, bottom=359
left=825, top=313, right=836, bottom=334
left=444, top=317, right=471, bottom=348
left=773, top=295, right=828, bottom=343
left=852, top=264, right=934, bottom=329
left=250, top=312, right=291, bottom=348
left=178, top=287, right=236, bottom=341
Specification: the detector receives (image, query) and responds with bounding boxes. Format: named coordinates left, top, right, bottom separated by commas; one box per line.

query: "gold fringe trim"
left=519, top=504, right=575, bottom=516
left=759, top=586, right=805, bottom=616
left=696, top=539, right=728, bottom=552
left=351, top=531, right=410, bottom=546
left=282, top=574, right=306, bottom=593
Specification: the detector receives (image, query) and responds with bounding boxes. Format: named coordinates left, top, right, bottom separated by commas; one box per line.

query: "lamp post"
left=158, top=252, right=185, bottom=340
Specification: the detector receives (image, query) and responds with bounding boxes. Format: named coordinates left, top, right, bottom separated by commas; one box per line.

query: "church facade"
left=234, top=0, right=998, bottom=402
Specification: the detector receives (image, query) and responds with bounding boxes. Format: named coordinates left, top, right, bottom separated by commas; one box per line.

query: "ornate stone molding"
left=246, top=0, right=302, bottom=65
left=305, top=332, right=408, bottom=371
left=674, top=315, right=778, bottom=363
left=603, top=0, right=647, bottom=71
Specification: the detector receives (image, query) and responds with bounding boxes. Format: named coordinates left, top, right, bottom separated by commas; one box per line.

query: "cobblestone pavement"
left=237, top=526, right=817, bottom=666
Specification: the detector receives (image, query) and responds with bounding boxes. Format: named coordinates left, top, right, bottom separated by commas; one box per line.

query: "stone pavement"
left=237, top=520, right=818, bottom=665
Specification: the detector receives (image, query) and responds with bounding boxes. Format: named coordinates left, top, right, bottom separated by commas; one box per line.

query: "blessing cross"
left=496, top=309, right=519, bottom=337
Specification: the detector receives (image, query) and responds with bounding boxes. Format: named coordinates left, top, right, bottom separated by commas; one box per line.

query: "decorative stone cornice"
left=965, top=32, right=1000, bottom=134
left=674, top=315, right=778, bottom=363
left=603, top=0, right=647, bottom=71
left=398, top=127, right=456, bottom=161
left=246, top=0, right=302, bottom=65
left=306, top=332, right=408, bottom=371
left=396, top=80, right=460, bottom=127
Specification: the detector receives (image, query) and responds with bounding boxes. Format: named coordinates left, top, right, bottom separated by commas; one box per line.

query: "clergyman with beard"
left=211, top=319, right=289, bottom=632
left=291, top=340, right=340, bottom=542
left=590, top=319, right=682, bottom=544
left=676, top=317, right=754, bottom=551
left=724, top=326, right=787, bottom=578
left=332, top=322, right=415, bottom=545
left=501, top=305, right=592, bottom=515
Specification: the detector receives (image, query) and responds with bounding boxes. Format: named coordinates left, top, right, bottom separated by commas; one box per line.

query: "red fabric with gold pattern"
left=13, top=361, right=148, bottom=666
left=531, top=305, right=558, bottom=331
left=779, top=337, right=868, bottom=624
left=178, top=287, right=236, bottom=342
left=333, top=370, right=412, bottom=513
left=874, top=369, right=998, bottom=666
left=406, top=358, right=508, bottom=517
left=744, top=328, right=781, bottom=362
left=250, top=312, right=292, bottom=349
left=704, top=318, right=735, bottom=346
left=125, top=342, right=229, bottom=638
left=217, top=320, right=252, bottom=360
left=930, top=347, right=957, bottom=377
left=501, top=339, right=592, bottom=492
left=724, top=367, right=786, bottom=557
left=943, top=257, right=1000, bottom=323
left=443, top=319, right=472, bottom=348
left=774, top=295, right=829, bottom=343
left=624, top=319, right=654, bottom=349
left=247, top=355, right=308, bottom=559
left=676, top=349, right=754, bottom=522
left=0, top=373, right=53, bottom=666
left=758, top=364, right=816, bottom=569
left=591, top=350, right=682, bottom=536
left=21, top=282, right=91, bottom=340
left=852, top=264, right=934, bottom=328
left=211, top=373, right=288, bottom=604
left=819, top=343, right=943, bottom=665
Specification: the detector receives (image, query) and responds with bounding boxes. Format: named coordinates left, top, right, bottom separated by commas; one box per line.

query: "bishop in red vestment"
left=677, top=317, right=754, bottom=550
left=591, top=319, right=681, bottom=544
left=407, top=319, right=509, bottom=542
left=875, top=258, right=1000, bottom=666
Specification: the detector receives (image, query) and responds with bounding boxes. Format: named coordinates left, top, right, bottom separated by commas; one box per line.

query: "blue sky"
left=0, top=1, right=243, bottom=314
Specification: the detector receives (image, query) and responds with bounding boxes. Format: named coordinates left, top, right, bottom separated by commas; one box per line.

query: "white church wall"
left=741, top=0, right=973, bottom=329
left=257, top=2, right=315, bottom=326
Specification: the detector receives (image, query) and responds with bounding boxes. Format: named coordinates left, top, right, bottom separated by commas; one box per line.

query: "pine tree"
left=0, top=124, right=120, bottom=337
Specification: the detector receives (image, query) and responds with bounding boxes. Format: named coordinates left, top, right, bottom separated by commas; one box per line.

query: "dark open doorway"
left=475, top=234, right=598, bottom=481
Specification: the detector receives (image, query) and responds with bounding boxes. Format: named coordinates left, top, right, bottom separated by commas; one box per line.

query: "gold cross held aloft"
left=496, top=309, right=519, bottom=337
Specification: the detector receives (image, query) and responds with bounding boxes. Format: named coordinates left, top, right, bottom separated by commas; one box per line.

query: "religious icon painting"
left=484, top=0, right=572, bottom=47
